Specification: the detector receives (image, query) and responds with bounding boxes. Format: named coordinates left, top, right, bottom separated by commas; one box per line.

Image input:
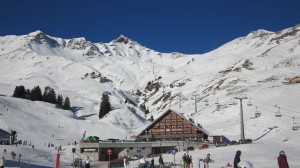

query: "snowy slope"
left=0, top=24, right=300, bottom=167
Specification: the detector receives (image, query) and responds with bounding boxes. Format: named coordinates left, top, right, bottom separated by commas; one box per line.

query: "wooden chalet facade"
left=136, top=109, right=209, bottom=141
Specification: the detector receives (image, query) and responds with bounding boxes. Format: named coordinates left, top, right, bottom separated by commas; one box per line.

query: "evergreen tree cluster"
left=12, top=85, right=71, bottom=110
left=98, top=93, right=112, bottom=119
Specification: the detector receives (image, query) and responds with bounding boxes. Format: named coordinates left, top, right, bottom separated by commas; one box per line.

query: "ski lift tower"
left=234, top=96, right=248, bottom=143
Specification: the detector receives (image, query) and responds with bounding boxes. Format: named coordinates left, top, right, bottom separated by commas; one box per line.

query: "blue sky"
left=1, top=0, right=300, bottom=54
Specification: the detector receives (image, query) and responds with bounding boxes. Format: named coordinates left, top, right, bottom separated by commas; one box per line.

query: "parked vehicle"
left=183, top=146, right=194, bottom=151
left=216, top=142, right=228, bottom=147
left=199, top=144, right=209, bottom=149
left=230, top=140, right=239, bottom=145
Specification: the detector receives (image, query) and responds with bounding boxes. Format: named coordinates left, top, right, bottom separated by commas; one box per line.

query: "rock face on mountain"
left=27, top=30, right=60, bottom=47
left=67, top=38, right=101, bottom=56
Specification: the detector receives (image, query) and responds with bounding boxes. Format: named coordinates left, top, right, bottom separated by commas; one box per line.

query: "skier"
left=11, top=151, right=16, bottom=159
left=186, top=155, right=191, bottom=168
left=277, top=151, right=289, bottom=168
left=150, top=158, right=154, bottom=168
left=204, top=154, right=213, bottom=168
left=158, top=155, right=164, bottom=168
left=190, top=155, right=193, bottom=168
left=182, top=153, right=187, bottom=168
left=234, top=150, right=241, bottom=168
left=84, top=156, right=91, bottom=168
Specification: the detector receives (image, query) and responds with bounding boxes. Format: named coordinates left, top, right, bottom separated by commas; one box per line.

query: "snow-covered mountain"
left=0, top=24, right=300, bottom=167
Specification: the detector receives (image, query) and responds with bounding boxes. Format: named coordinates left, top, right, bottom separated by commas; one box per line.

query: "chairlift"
left=229, top=99, right=237, bottom=106
left=215, top=98, right=219, bottom=105
left=292, top=124, right=299, bottom=131
left=204, top=99, right=209, bottom=106
left=255, top=106, right=261, bottom=118
left=228, top=99, right=234, bottom=105
left=247, top=98, right=252, bottom=106
left=275, top=107, right=282, bottom=117
left=292, top=117, right=299, bottom=130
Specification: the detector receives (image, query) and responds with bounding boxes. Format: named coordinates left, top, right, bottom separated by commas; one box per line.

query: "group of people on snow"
left=180, top=149, right=289, bottom=168
left=182, top=153, right=194, bottom=168
left=232, top=150, right=289, bottom=168
left=122, top=149, right=289, bottom=168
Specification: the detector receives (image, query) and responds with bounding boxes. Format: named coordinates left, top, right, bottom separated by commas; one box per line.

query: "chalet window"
left=166, top=120, right=171, bottom=122
left=178, top=125, right=182, bottom=128
left=172, top=120, right=176, bottom=122
left=154, top=126, right=159, bottom=129
left=172, top=132, right=178, bottom=134
left=192, top=131, right=197, bottom=133
left=184, top=131, right=191, bottom=134
left=177, top=119, right=183, bottom=122
left=183, top=125, right=191, bottom=128
left=160, top=126, right=165, bottom=128
left=177, top=131, right=183, bottom=134
left=129, top=147, right=133, bottom=150
left=171, top=126, right=176, bottom=128
left=166, top=126, right=170, bottom=128
left=161, top=119, right=165, bottom=122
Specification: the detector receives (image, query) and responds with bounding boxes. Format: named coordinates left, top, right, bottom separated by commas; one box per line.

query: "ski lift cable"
left=258, top=106, right=297, bottom=119
left=251, top=98, right=300, bottom=114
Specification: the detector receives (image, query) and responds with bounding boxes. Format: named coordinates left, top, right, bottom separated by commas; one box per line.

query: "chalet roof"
left=137, top=109, right=211, bottom=136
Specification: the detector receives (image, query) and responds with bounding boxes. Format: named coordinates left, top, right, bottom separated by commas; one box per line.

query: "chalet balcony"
left=137, top=133, right=203, bottom=140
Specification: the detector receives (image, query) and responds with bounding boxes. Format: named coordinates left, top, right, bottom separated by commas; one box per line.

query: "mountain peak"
left=115, top=35, right=131, bottom=44
left=247, top=29, right=273, bottom=39
left=28, top=30, right=45, bottom=38
left=26, top=30, right=60, bottom=47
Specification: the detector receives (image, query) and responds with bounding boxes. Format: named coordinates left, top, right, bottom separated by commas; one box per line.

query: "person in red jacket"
left=277, top=151, right=289, bottom=168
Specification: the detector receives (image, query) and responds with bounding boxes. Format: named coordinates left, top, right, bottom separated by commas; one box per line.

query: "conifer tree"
left=43, top=86, right=56, bottom=104
left=12, top=85, right=26, bottom=98
left=30, top=86, right=43, bottom=101
left=56, top=94, right=63, bottom=108
left=99, top=94, right=111, bottom=119
left=62, top=97, right=71, bottom=110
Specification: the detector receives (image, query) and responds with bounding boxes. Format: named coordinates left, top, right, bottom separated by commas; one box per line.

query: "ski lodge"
left=133, top=109, right=210, bottom=141
left=79, top=109, right=228, bottom=161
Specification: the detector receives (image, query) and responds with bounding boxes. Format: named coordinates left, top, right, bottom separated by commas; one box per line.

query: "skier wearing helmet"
left=234, top=150, right=241, bottom=168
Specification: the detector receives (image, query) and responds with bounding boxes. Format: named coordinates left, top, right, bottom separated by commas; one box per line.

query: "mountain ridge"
left=0, top=24, right=300, bottom=143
